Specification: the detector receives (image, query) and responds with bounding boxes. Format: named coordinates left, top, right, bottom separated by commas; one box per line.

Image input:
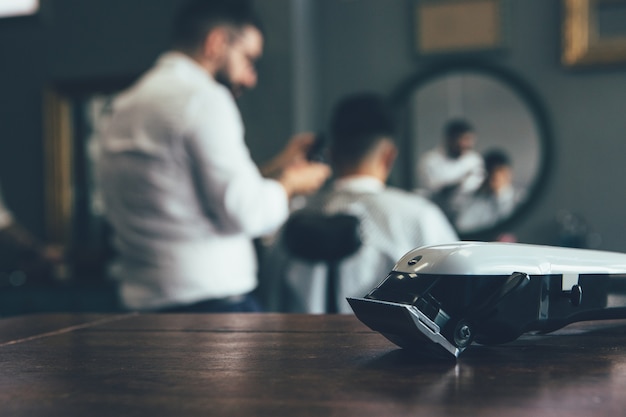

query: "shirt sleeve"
left=419, top=150, right=485, bottom=192
left=183, top=86, right=289, bottom=237
left=420, top=202, right=460, bottom=244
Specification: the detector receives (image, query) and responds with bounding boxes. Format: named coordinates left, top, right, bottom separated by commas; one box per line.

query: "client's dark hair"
left=171, top=0, right=263, bottom=52
left=483, top=149, right=512, bottom=174
left=330, top=92, right=395, bottom=169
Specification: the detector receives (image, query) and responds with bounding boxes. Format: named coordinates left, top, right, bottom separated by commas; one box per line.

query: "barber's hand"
left=280, top=132, right=316, bottom=165
left=279, top=161, right=331, bottom=198
left=260, top=133, right=317, bottom=178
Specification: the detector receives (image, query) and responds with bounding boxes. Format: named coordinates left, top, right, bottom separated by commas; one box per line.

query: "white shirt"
left=455, top=185, right=521, bottom=233
left=418, top=147, right=485, bottom=194
left=260, top=176, right=459, bottom=313
left=417, top=147, right=485, bottom=222
left=96, top=52, right=289, bottom=311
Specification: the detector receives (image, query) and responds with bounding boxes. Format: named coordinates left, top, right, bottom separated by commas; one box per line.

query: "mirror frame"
left=389, top=60, right=553, bottom=241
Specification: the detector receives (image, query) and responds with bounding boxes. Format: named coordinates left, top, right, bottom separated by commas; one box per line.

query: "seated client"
left=261, top=92, right=459, bottom=313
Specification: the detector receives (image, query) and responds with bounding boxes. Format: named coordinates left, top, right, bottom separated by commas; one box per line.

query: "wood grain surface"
left=2, top=313, right=626, bottom=416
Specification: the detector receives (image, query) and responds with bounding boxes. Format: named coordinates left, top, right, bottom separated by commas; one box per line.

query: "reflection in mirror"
left=392, top=63, right=551, bottom=239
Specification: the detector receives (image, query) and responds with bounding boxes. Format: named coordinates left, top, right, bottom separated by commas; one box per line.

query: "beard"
left=214, top=69, right=244, bottom=98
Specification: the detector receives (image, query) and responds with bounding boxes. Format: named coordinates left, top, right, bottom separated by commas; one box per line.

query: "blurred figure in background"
left=261, top=92, right=458, bottom=313
left=417, top=118, right=485, bottom=223
left=455, top=148, right=521, bottom=234
left=96, top=0, right=330, bottom=313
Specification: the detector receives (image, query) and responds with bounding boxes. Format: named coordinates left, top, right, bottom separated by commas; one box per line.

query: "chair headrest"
left=283, top=212, right=362, bottom=263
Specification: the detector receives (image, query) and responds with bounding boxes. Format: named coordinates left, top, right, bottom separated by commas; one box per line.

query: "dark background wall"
left=1, top=0, right=626, bottom=256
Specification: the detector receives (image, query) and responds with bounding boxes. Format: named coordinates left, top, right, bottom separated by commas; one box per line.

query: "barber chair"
left=282, top=211, right=362, bottom=313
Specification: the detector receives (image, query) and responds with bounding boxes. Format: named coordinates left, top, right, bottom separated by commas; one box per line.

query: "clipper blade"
left=347, top=297, right=462, bottom=359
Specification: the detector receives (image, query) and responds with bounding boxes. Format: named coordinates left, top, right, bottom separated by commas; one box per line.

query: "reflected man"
left=417, top=119, right=485, bottom=223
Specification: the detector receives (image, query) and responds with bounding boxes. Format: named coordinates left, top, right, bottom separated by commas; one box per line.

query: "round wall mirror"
left=390, top=62, right=552, bottom=240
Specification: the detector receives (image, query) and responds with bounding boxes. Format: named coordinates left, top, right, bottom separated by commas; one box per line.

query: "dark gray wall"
left=0, top=12, right=47, bottom=236
left=1, top=0, right=626, bottom=252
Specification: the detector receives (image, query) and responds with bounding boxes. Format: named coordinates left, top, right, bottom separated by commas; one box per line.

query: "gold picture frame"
left=415, top=0, right=507, bottom=55
left=43, top=87, right=74, bottom=245
left=563, top=0, right=626, bottom=67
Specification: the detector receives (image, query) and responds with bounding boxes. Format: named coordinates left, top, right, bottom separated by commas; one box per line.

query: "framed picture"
left=562, top=0, right=626, bottom=67
left=415, top=0, right=508, bottom=55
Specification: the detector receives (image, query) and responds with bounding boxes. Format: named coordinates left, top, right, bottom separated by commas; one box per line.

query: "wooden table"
left=2, top=313, right=626, bottom=416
